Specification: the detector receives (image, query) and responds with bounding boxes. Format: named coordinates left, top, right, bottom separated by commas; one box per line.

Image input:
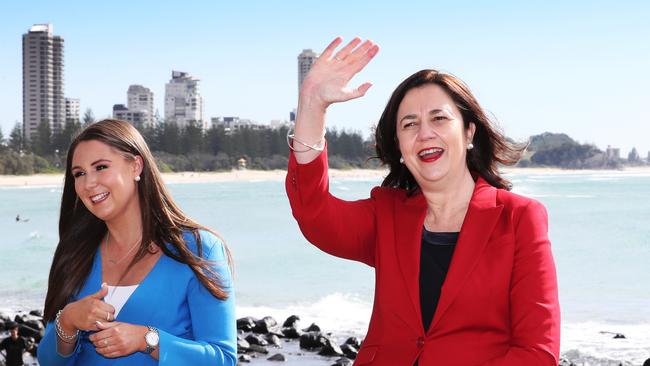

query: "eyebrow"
left=399, top=109, right=445, bottom=124
left=71, top=159, right=112, bottom=171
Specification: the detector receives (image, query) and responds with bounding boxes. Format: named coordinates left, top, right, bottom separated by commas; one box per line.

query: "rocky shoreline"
left=0, top=310, right=645, bottom=366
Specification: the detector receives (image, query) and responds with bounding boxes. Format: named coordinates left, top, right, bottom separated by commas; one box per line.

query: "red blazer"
left=286, top=148, right=560, bottom=366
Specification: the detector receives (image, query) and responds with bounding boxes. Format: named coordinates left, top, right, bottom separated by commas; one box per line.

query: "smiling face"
left=70, top=140, right=143, bottom=223
left=396, top=84, right=475, bottom=187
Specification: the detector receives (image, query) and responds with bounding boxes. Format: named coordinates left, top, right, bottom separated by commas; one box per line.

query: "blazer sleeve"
left=480, top=199, right=561, bottom=366
left=285, top=145, right=377, bottom=267
left=157, top=235, right=237, bottom=366
left=37, top=319, right=82, bottom=365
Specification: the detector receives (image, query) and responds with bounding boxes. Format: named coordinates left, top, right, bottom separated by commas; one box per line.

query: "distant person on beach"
left=37, top=119, right=236, bottom=365
left=286, top=37, right=560, bottom=365
left=0, top=321, right=33, bottom=366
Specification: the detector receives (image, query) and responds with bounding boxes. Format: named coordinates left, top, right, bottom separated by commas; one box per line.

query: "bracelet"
left=286, top=129, right=325, bottom=153
left=55, top=309, right=79, bottom=344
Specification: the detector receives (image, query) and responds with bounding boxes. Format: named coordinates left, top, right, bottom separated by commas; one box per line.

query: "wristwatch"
left=144, top=326, right=159, bottom=354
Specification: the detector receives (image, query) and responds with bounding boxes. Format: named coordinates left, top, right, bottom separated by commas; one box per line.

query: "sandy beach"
left=1, top=166, right=649, bottom=187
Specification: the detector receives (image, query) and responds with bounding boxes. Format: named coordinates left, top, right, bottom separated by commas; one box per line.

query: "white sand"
left=1, top=166, right=648, bottom=187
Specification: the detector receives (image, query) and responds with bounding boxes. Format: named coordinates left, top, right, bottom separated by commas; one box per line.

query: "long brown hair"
left=375, top=69, right=526, bottom=194
left=44, top=119, right=232, bottom=323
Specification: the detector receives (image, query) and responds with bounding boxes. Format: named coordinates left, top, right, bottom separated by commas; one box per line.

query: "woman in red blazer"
left=286, top=37, right=560, bottom=366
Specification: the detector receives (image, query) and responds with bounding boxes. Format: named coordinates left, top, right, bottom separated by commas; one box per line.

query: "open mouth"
left=417, top=147, right=444, bottom=162
left=90, top=192, right=110, bottom=204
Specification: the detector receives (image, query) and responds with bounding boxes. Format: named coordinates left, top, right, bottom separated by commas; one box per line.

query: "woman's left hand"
left=89, top=321, right=147, bottom=358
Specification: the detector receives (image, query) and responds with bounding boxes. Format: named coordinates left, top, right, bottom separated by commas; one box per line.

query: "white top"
left=104, top=285, right=139, bottom=318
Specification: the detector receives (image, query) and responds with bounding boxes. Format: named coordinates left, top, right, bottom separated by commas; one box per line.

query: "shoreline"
left=0, top=166, right=649, bottom=187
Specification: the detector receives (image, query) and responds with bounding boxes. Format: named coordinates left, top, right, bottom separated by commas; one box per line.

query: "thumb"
left=90, top=283, right=108, bottom=299
left=95, top=320, right=119, bottom=330
left=352, top=82, right=373, bottom=99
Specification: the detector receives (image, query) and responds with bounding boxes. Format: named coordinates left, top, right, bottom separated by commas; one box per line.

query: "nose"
left=83, top=172, right=98, bottom=191
left=416, top=120, right=438, bottom=141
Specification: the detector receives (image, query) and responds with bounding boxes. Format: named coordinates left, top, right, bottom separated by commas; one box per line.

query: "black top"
left=419, top=229, right=459, bottom=333
left=0, top=336, right=28, bottom=366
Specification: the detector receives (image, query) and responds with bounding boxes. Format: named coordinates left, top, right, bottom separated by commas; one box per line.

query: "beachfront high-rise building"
left=298, top=49, right=318, bottom=93
left=65, top=98, right=80, bottom=122
left=164, top=71, right=204, bottom=129
left=127, top=85, right=154, bottom=127
left=113, top=104, right=148, bottom=128
left=22, top=24, right=65, bottom=141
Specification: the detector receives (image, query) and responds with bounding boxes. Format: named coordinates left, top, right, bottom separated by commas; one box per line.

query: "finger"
left=320, top=37, right=343, bottom=59
left=348, top=44, right=380, bottom=74
left=332, top=37, right=362, bottom=61
left=95, top=320, right=120, bottom=330
left=89, top=283, right=109, bottom=300
left=346, top=40, right=375, bottom=63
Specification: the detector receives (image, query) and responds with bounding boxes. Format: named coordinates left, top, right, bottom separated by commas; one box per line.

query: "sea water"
left=1, top=171, right=649, bottom=364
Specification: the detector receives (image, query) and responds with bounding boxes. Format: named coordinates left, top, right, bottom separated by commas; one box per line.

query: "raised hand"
left=294, top=37, right=379, bottom=164
left=60, top=283, right=116, bottom=333
left=300, top=37, right=379, bottom=110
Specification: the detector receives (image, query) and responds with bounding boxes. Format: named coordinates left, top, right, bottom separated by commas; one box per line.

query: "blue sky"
left=1, top=0, right=648, bottom=156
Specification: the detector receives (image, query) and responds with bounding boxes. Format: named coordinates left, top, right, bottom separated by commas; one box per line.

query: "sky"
left=1, top=0, right=648, bottom=156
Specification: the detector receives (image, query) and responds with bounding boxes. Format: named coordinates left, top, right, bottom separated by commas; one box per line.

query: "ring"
left=103, top=339, right=108, bottom=346
left=107, top=312, right=110, bottom=321
left=334, top=56, right=342, bottom=62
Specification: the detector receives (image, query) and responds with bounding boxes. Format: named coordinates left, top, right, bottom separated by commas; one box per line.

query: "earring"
left=467, top=143, right=474, bottom=150
left=399, top=157, right=404, bottom=164
left=135, top=175, right=141, bottom=182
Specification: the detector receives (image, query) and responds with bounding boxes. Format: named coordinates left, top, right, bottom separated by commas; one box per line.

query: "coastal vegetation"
left=0, top=119, right=646, bottom=175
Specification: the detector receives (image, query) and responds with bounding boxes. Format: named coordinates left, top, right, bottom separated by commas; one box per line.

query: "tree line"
left=0, top=112, right=375, bottom=174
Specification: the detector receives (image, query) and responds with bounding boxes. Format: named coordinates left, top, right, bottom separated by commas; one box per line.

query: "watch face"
left=145, top=331, right=159, bottom=346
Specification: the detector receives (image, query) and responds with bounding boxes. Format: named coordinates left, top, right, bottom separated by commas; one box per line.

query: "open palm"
left=300, top=37, right=379, bottom=108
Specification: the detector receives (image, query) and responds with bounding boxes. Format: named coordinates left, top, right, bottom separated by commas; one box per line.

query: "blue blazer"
left=37, top=230, right=237, bottom=366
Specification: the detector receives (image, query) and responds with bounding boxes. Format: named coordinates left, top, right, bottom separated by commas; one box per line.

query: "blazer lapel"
left=394, top=191, right=427, bottom=334
left=428, top=178, right=503, bottom=332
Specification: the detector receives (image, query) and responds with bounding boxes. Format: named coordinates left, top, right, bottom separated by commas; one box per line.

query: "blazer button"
left=416, top=337, right=425, bottom=348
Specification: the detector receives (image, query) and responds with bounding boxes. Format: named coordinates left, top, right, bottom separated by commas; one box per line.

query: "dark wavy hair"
left=43, top=119, right=232, bottom=323
left=375, top=69, right=526, bottom=194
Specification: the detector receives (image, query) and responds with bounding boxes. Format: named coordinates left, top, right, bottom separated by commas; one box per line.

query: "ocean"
left=1, top=171, right=649, bottom=365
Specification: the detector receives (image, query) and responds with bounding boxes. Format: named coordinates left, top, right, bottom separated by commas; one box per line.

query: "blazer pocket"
left=355, top=345, right=378, bottom=365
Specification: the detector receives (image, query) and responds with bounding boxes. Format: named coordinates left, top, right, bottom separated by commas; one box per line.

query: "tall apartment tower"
left=164, top=71, right=204, bottom=129
left=64, top=98, right=80, bottom=122
left=22, top=24, right=65, bottom=141
left=298, top=49, right=318, bottom=93
left=127, top=85, right=154, bottom=127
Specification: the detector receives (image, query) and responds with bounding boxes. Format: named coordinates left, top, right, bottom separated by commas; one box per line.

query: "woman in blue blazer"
left=37, top=119, right=236, bottom=365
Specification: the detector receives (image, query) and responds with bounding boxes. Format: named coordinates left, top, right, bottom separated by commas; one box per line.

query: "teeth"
left=418, top=148, right=444, bottom=157
left=91, top=192, right=109, bottom=203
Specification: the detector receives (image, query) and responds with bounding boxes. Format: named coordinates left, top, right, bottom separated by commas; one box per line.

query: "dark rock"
left=19, top=323, right=44, bottom=341
left=237, top=338, right=251, bottom=352
left=238, top=354, right=252, bottom=362
left=29, top=309, right=43, bottom=317
left=340, top=344, right=358, bottom=359
left=331, top=357, right=353, bottom=366
left=247, top=344, right=269, bottom=354
left=237, top=317, right=257, bottom=331
left=302, top=323, right=321, bottom=332
left=267, top=353, right=286, bottom=362
left=299, top=332, right=328, bottom=350
left=318, top=337, right=344, bottom=357
left=0, top=312, right=12, bottom=322
left=253, top=316, right=278, bottom=334
left=282, top=315, right=300, bottom=328
left=613, top=333, right=626, bottom=339
left=265, top=334, right=282, bottom=347
left=344, top=337, right=362, bottom=348
left=281, top=326, right=302, bottom=339
left=237, top=329, right=245, bottom=336
left=643, top=358, right=650, bottom=366
left=245, top=333, right=268, bottom=346
left=558, top=359, right=576, bottom=366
